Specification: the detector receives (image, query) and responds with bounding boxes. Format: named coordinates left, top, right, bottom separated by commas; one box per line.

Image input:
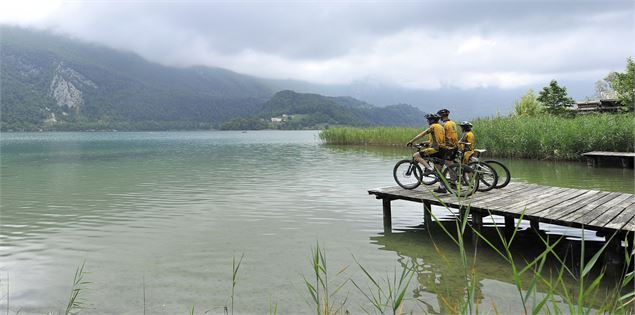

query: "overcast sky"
left=1, top=0, right=633, bottom=91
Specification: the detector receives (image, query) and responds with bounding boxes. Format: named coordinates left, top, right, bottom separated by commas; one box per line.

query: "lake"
left=1, top=131, right=633, bottom=314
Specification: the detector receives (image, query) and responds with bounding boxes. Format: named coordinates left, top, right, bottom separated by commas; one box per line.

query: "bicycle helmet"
left=424, top=113, right=441, bottom=121
left=459, top=121, right=473, bottom=129
left=437, top=108, right=450, bottom=116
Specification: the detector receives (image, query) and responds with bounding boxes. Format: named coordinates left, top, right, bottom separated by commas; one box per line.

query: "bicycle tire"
left=393, top=159, right=423, bottom=189
left=468, top=161, right=498, bottom=192
left=442, top=163, right=479, bottom=197
left=484, top=160, right=511, bottom=188
left=419, top=163, right=439, bottom=186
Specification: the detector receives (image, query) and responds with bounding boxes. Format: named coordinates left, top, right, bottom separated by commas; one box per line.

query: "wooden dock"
left=582, top=151, right=635, bottom=168
left=369, top=182, right=635, bottom=237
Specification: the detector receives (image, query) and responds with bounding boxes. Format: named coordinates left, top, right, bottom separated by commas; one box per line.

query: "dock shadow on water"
left=370, top=212, right=634, bottom=314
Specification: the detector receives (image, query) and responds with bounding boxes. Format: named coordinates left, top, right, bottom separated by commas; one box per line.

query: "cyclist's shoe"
left=423, top=168, right=435, bottom=176
left=433, top=187, right=447, bottom=194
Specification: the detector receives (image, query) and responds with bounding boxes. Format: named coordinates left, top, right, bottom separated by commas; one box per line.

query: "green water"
left=1, top=131, right=633, bottom=314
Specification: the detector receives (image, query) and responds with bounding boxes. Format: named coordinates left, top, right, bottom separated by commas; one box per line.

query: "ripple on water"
left=1, top=131, right=632, bottom=314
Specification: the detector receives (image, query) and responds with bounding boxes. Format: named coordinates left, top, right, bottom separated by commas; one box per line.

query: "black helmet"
left=437, top=108, right=450, bottom=116
left=459, top=121, right=473, bottom=128
left=425, top=113, right=440, bottom=121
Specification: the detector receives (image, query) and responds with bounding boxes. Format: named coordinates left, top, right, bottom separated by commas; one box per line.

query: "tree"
left=609, top=57, right=634, bottom=112
left=594, top=72, right=618, bottom=99
left=513, top=89, right=543, bottom=116
left=537, top=80, right=575, bottom=116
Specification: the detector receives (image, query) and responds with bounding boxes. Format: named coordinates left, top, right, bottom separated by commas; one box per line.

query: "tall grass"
left=303, top=243, right=350, bottom=315
left=319, top=127, right=421, bottom=146
left=319, top=113, right=635, bottom=160
left=473, top=114, right=635, bottom=159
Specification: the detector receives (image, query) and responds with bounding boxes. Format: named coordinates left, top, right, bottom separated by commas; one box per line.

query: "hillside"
left=251, top=90, right=424, bottom=129
left=1, top=27, right=425, bottom=131
left=1, top=26, right=275, bottom=130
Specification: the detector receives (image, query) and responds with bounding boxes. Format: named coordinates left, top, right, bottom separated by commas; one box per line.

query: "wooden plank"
left=582, top=151, right=635, bottom=158
left=523, top=188, right=590, bottom=216
left=537, top=190, right=605, bottom=220
left=551, top=192, right=620, bottom=223
left=585, top=195, right=635, bottom=226
left=481, top=185, right=557, bottom=209
left=620, top=213, right=635, bottom=232
left=604, top=203, right=635, bottom=231
left=516, top=188, right=589, bottom=219
left=470, top=184, right=549, bottom=210
left=488, top=186, right=568, bottom=215
left=572, top=194, right=633, bottom=227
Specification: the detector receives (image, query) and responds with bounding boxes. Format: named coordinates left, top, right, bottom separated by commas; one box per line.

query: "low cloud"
left=2, top=0, right=632, bottom=90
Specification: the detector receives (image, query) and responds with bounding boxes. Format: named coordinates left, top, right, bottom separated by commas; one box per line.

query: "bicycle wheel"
left=442, top=163, right=479, bottom=197
left=393, top=159, right=422, bottom=189
left=419, top=162, right=439, bottom=186
left=468, top=161, right=498, bottom=192
left=484, top=160, right=511, bottom=188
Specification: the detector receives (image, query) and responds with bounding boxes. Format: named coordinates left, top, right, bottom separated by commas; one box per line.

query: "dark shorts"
left=444, top=148, right=458, bottom=161
left=421, top=150, right=444, bottom=160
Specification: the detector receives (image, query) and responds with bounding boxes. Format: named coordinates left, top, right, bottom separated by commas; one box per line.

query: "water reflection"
left=371, top=222, right=621, bottom=314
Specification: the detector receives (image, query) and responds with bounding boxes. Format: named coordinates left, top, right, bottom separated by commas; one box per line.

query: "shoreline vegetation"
left=319, top=113, right=635, bottom=160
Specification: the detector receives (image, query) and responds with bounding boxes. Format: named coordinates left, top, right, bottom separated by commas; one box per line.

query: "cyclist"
left=437, top=108, right=459, bottom=163
left=406, top=113, right=448, bottom=193
left=459, top=121, right=475, bottom=164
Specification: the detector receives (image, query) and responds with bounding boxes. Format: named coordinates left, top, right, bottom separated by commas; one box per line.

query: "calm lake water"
left=1, top=131, right=633, bottom=314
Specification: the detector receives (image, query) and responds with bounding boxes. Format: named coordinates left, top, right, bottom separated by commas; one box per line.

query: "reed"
left=319, top=113, right=635, bottom=160
left=303, top=243, right=350, bottom=315
left=65, top=261, right=89, bottom=315
left=351, top=257, right=415, bottom=315
left=425, top=197, right=634, bottom=314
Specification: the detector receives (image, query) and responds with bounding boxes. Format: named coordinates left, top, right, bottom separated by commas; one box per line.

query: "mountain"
left=253, top=90, right=425, bottom=128
left=1, top=26, right=276, bottom=130
left=1, top=27, right=428, bottom=131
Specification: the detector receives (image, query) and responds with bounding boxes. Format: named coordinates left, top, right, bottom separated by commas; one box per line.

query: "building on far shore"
left=575, top=91, right=620, bottom=113
left=271, top=114, right=291, bottom=123
left=575, top=99, right=620, bottom=113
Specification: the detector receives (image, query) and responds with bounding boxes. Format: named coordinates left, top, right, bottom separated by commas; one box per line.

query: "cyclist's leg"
left=430, top=150, right=448, bottom=192
left=463, top=151, right=474, bottom=165
left=415, top=149, right=436, bottom=171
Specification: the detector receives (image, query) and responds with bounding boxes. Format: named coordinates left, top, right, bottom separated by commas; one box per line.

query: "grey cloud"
left=4, top=0, right=633, bottom=89
left=44, top=1, right=632, bottom=59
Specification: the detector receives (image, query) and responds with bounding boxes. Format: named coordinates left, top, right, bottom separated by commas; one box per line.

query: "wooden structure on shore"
left=575, top=99, right=620, bottom=113
left=582, top=151, right=635, bottom=168
left=369, top=183, right=634, bottom=242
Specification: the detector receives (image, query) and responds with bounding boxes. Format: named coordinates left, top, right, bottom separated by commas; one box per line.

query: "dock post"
left=471, top=211, right=483, bottom=246
left=504, top=216, right=515, bottom=239
left=472, top=211, right=483, bottom=233
left=586, top=156, right=598, bottom=167
left=382, top=198, right=392, bottom=234
left=423, top=200, right=432, bottom=230
left=530, top=220, right=540, bottom=232
left=604, top=235, right=624, bottom=278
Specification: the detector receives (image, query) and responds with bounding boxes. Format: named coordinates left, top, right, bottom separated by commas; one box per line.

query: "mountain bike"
left=405, top=143, right=498, bottom=192
left=393, top=144, right=479, bottom=197
left=467, top=150, right=512, bottom=189
left=459, top=146, right=498, bottom=192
